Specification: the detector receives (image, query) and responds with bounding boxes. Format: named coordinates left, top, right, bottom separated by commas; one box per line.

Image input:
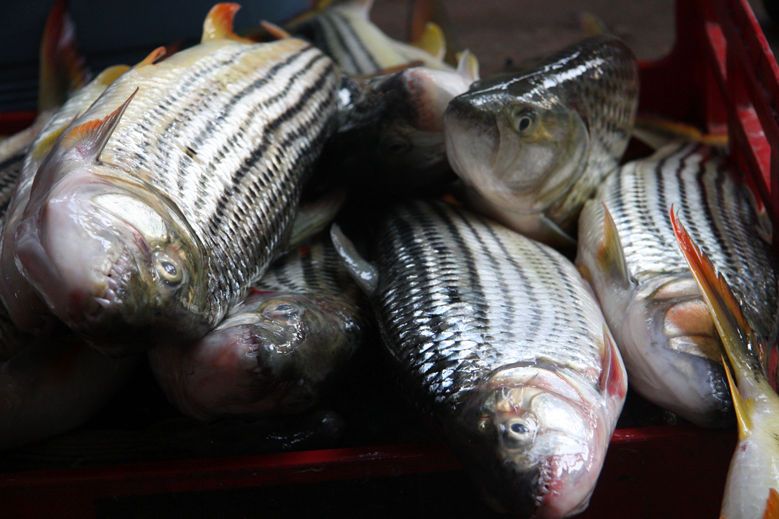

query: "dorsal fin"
left=136, top=46, right=166, bottom=68
left=455, top=50, right=479, bottom=82
left=202, top=3, right=250, bottom=43
left=413, top=22, right=446, bottom=60
left=38, top=0, right=89, bottom=111
left=259, top=20, right=291, bottom=40
left=61, top=88, right=138, bottom=161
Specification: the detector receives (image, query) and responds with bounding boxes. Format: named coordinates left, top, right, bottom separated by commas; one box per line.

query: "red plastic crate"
left=0, top=0, right=776, bottom=517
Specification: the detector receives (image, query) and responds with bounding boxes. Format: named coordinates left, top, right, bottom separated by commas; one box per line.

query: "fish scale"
left=611, top=143, right=776, bottom=335
left=71, top=38, right=338, bottom=324
left=355, top=199, right=625, bottom=516
left=376, top=200, right=608, bottom=410
left=257, top=239, right=353, bottom=295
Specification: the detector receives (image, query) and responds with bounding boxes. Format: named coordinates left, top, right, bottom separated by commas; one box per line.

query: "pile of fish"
left=1, top=1, right=777, bottom=517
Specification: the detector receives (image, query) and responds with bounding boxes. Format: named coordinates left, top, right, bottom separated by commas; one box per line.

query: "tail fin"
left=671, top=208, right=767, bottom=439
left=38, top=0, right=90, bottom=111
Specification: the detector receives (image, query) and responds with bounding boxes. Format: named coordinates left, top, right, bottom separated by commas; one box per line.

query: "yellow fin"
left=671, top=208, right=762, bottom=440
left=61, top=88, right=138, bottom=160
left=135, top=46, right=166, bottom=68
left=579, top=12, right=610, bottom=37
left=764, top=488, right=779, bottom=519
left=455, top=50, right=479, bottom=82
left=596, top=204, right=630, bottom=285
left=95, top=65, right=130, bottom=86
left=634, top=115, right=728, bottom=149
left=413, top=22, right=446, bottom=61
left=202, top=3, right=250, bottom=43
left=259, top=20, right=291, bottom=40
left=31, top=125, right=67, bottom=161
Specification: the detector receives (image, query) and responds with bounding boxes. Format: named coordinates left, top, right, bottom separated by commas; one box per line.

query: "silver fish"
left=577, top=142, right=777, bottom=427
left=326, top=52, right=478, bottom=192
left=332, top=200, right=626, bottom=518
left=149, top=237, right=364, bottom=420
left=444, top=36, right=638, bottom=247
left=12, top=5, right=340, bottom=354
left=0, top=65, right=130, bottom=334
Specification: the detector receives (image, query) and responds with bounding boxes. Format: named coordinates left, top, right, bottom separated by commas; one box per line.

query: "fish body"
left=289, top=0, right=449, bottom=75
left=444, top=36, right=638, bottom=247
left=577, top=142, right=777, bottom=427
left=0, top=65, right=130, bottom=333
left=673, top=214, right=779, bottom=519
left=149, top=237, right=364, bottom=420
left=13, top=5, right=340, bottom=353
left=325, top=52, right=478, bottom=192
left=334, top=200, right=626, bottom=517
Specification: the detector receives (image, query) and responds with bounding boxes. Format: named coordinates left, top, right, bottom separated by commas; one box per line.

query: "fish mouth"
left=459, top=365, right=605, bottom=516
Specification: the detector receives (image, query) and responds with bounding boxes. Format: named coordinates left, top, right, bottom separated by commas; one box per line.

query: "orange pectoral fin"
left=763, top=488, right=779, bottom=519
left=599, top=327, right=626, bottom=399
left=61, top=88, right=138, bottom=160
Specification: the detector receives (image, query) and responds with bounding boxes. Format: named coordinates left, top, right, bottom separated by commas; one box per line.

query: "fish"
left=0, top=64, right=130, bottom=334
left=577, top=142, right=778, bottom=427
left=323, top=50, right=479, bottom=192
left=331, top=199, right=626, bottom=517
left=0, top=0, right=94, bottom=334
left=287, top=0, right=450, bottom=75
left=444, top=35, right=638, bottom=247
left=148, top=237, right=365, bottom=420
left=11, top=3, right=341, bottom=354
left=672, top=213, right=779, bottom=519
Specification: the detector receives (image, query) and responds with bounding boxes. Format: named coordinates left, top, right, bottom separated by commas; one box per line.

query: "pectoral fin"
left=288, top=190, right=347, bottom=249
left=330, top=224, right=378, bottom=296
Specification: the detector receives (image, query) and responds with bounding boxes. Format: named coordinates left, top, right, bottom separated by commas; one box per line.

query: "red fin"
left=136, top=46, right=166, bottom=67
left=599, top=327, right=626, bottom=398
left=764, top=488, right=779, bottom=519
left=260, top=20, right=292, bottom=40
left=62, top=88, right=138, bottom=159
left=38, top=0, right=89, bottom=111
left=202, top=3, right=250, bottom=43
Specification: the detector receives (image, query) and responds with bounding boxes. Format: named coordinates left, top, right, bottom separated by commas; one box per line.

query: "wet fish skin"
left=577, top=142, right=777, bottom=427
left=0, top=64, right=130, bottom=334
left=325, top=58, right=476, bottom=192
left=444, top=35, right=638, bottom=247
left=13, top=6, right=341, bottom=353
left=149, top=239, right=364, bottom=421
left=344, top=200, right=626, bottom=517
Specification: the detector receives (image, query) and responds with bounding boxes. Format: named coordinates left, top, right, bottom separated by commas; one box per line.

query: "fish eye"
left=502, top=418, right=535, bottom=448
left=154, top=253, right=183, bottom=286
left=512, top=109, right=536, bottom=134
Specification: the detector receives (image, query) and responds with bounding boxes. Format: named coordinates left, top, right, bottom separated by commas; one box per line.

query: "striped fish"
left=0, top=65, right=130, bottom=333
left=324, top=51, right=478, bottom=192
left=11, top=4, right=341, bottom=355
left=332, top=200, right=626, bottom=517
left=577, top=142, right=778, bottom=427
left=288, top=0, right=450, bottom=75
left=149, top=237, right=365, bottom=420
left=444, top=36, right=638, bottom=247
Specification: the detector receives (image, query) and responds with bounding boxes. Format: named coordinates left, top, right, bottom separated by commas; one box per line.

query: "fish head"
left=164, top=291, right=362, bottom=418
left=15, top=161, right=208, bottom=353
left=460, top=365, right=606, bottom=517
left=444, top=80, right=589, bottom=214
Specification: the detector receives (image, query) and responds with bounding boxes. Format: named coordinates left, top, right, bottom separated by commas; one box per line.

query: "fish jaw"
left=15, top=166, right=208, bottom=353
left=151, top=292, right=363, bottom=420
left=458, top=366, right=614, bottom=518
